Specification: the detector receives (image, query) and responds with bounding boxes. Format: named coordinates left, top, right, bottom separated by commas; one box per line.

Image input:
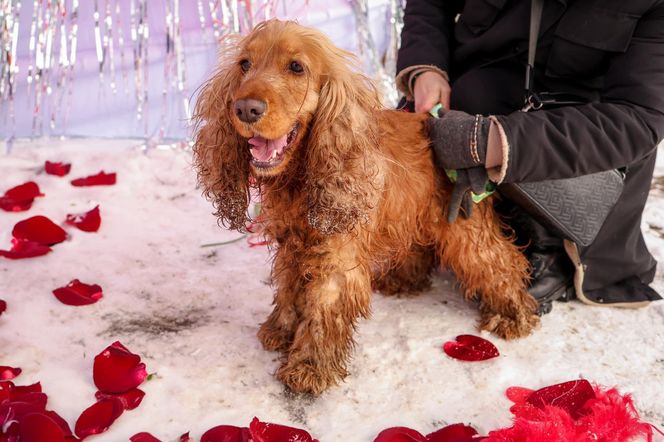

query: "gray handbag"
left=497, top=0, right=625, bottom=247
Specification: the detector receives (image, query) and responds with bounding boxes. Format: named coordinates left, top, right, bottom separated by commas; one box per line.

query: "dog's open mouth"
left=248, top=123, right=299, bottom=169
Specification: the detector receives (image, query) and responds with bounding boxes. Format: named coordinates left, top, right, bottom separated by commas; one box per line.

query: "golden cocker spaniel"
left=192, top=20, right=539, bottom=395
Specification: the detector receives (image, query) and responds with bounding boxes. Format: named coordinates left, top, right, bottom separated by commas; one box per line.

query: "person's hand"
left=413, top=71, right=451, bottom=113
left=426, top=109, right=493, bottom=223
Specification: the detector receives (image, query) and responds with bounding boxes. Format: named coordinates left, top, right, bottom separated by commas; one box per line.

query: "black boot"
left=497, top=201, right=575, bottom=315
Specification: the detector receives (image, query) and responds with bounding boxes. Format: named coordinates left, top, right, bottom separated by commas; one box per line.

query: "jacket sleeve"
left=495, top=4, right=664, bottom=183
left=396, top=0, right=461, bottom=74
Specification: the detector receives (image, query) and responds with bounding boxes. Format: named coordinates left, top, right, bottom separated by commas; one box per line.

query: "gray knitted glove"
left=426, top=108, right=492, bottom=223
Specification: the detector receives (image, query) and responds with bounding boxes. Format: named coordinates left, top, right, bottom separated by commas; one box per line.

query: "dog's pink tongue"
left=249, top=135, right=288, bottom=161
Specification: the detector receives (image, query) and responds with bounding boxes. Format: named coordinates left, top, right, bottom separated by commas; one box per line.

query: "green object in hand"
left=429, top=103, right=495, bottom=204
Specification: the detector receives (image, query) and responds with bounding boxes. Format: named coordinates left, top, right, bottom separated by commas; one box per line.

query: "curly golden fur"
left=192, top=20, right=539, bottom=395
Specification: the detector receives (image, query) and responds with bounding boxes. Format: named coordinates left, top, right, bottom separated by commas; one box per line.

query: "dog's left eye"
left=289, top=61, right=304, bottom=73
left=239, top=59, right=251, bottom=72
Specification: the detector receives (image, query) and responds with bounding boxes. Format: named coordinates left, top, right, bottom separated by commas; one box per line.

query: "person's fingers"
left=461, top=193, right=473, bottom=219
left=447, top=185, right=465, bottom=224
left=468, top=167, right=488, bottom=194
left=413, top=71, right=451, bottom=113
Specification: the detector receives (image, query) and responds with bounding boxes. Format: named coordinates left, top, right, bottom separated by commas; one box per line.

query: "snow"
left=1, top=137, right=664, bottom=441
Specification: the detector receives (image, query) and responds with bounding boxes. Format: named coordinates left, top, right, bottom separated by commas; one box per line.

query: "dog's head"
left=193, top=20, right=382, bottom=233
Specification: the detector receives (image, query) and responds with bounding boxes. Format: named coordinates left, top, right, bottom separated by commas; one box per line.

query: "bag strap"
left=524, top=0, right=545, bottom=109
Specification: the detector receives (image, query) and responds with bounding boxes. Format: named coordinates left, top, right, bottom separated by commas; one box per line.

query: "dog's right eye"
left=239, top=59, right=251, bottom=72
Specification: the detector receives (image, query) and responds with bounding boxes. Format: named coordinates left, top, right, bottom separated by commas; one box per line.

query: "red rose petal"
left=249, top=417, right=318, bottom=442
left=443, top=335, right=499, bottom=361
left=0, top=238, right=52, bottom=259
left=0, top=299, right=6, bottom=316
left=130, top=432, right=162, bottom=442
left=52, top=279, right=103, bottom=306
left=12, top=382, right=42, bottom=396
left=95, top=389, right=145, bottom=410
left=201, top=425, right=251, bottom=442
left=45, top=161, right=72, bottom=177
left=71, top=171, right=116, bottom=187
left=0, top=366, right=21, bottom=380
left=13, top=215, right=67, bottom=246
left=180, top=432, right=191, bottom=441
left=505, top=386, right=535, bottom=405
left=65, top=206, right=101, bottom=232
left=74, top=398, right=124, bottom=440
left=19, top=412, right=66, bottom=442
left=373, top=427, right=427, bottom=442
left=526, top=379, right=596, bottom=420
left=93, top=341, right=147, bottom=394
left=0, top=182, right=43, bottom=212
left=426, top=423, right=478, bottom=441
left=44, top=410, right=76, bottom=438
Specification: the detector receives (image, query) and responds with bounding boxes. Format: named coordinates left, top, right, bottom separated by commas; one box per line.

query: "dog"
left=192, top=20, right=539, bottom=395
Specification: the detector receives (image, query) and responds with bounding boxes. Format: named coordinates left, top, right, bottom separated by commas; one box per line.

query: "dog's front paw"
left=257, top=321, right=292, bottom=353
left=479, top=310, right=540, bottom=340
left=276, top=359, right=347, bottom=396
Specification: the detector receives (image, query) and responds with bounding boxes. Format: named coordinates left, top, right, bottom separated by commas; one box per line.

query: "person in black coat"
left=396, top=0, right=664, bottom=312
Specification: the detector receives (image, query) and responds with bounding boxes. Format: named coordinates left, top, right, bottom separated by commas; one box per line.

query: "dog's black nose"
left=234, top=98, right=266, bottom=123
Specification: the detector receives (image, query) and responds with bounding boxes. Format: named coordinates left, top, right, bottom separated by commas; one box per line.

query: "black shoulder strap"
left=525, top=0, right=544, bottom=95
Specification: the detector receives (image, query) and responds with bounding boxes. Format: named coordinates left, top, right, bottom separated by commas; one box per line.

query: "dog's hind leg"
left=372, top=244, right=435, bottom=297
left=275, top=237, right=371, bottom=395
left=437, top=201, right=540, bottom=339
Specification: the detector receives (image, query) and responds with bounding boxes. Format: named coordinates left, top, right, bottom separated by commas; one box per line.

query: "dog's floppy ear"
left=192, top=51, right=252, bottom=232
left=305, top=46, right=383, bottom=235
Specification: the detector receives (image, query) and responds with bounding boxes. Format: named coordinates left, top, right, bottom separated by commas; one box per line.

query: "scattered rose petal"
left=426, top=423, right=478, bottom=441
left=0, top=238, right=52, bottom=259
left=443, top=335, right=499, bottom=361
left=0, top=366, right=21, bottom=380
left=45, top=161, right=72, bottom=177
left=93, top=341, right=147, bottom=394
left=95, top=389, right=145, bottom=410
left=373, top=427, right=427, bottom=442
left=130, top=432, right=162, bottom=442
left=65, top=206, right=101, bottom=232
left=74, top=398, right=124, bottom=440
left=52, top=280, right=103, bottom=306
left=11, top=382, right=42, bottom=397
left=13, top=215, right=67, bottom=246
left=71, top=171, right=116, bottom=187
left=0, top=299, right=6, bottom=316
left=44, top=410, right=76, bottom=439
left=179, top=432, right=191, bottom=441
left=249, top=417, right=318, bottom=442
left=0, top=182, right=43, bottom=212
left=18, top=412, right=66, bottom=442
left=527, top=379, right=596, bottom=420
left=201, top=425, right=250, bottom=442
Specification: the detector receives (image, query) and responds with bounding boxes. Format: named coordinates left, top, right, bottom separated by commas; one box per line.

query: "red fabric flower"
left=200, top=425, right=250, bottom=442
left=12, top=215, right=67, bottom=246
left=486, top=380, right=656, bottom=442
left=52, top=280, right=103, bottom=306
left=74, top=397, right=124, bottom=440
left=443, top=335, right=499, bottom=361
left=65, top=206, right=101, bottom=232
left=0, top=366, right=21, bottom=381
left=0, top=299, right=6, bottom=316
left=130, top=432, right=162, bottom=442
left=95, top=389, right=145, bottom=410
left=249, top=417, right=318, bottom=442
left=0, top=238, right=52, bottom=260
left=93, top=341, right=147, bottom=394
left=0, top=182, right=43, bottom=212
left=71, top=171, right=116, bottom=187
left=45, top=161, right=72, bottom=177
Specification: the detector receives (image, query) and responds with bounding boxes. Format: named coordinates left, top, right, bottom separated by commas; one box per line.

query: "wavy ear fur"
left=192, top=44, right=252, bottom=232
left=305, top=44, right=383, bottom=235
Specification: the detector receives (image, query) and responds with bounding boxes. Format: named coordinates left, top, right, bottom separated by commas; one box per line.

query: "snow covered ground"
left=1, top=138, right=664, bottom=441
